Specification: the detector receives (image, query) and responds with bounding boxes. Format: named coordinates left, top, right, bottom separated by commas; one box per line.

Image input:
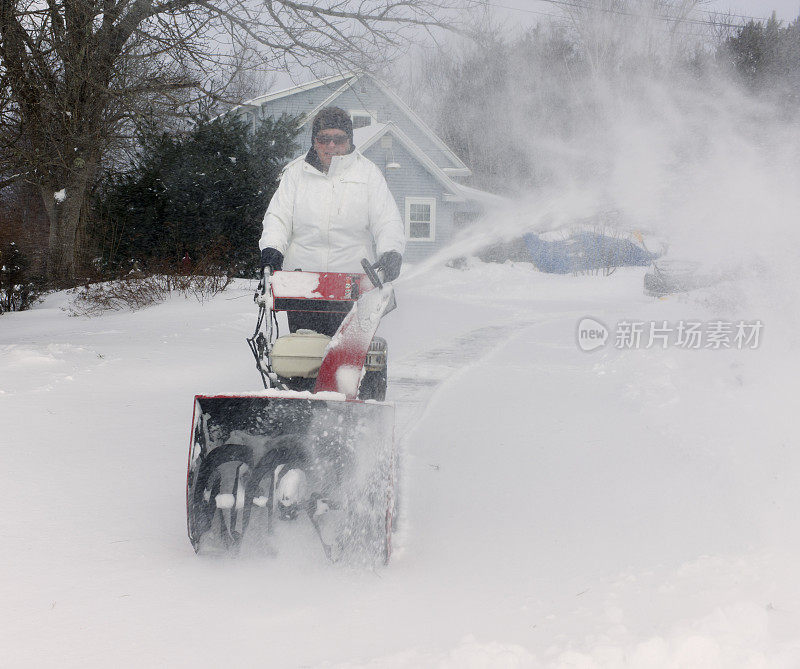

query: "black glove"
left=260, top=247, right=284, bottom=275
left=375, top=251, right=402, bottom=282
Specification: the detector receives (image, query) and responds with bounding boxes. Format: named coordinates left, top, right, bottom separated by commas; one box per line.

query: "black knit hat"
left=311, top=106, right=353, bottom=145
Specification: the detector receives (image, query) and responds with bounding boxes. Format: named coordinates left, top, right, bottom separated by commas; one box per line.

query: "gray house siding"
left=361, top=140, right=456, bottom=265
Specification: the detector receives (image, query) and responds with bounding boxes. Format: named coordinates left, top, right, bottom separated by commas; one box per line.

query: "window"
left=350, top=110, right=375, bottom=129
left=405, top=198, right=436, bottom=241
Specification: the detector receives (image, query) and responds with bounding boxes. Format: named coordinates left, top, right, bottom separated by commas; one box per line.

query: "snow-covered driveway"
left=1, top=263, right=798, bottom=667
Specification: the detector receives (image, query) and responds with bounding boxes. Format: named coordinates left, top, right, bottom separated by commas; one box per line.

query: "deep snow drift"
left=2, top=260, right=799, bottom=668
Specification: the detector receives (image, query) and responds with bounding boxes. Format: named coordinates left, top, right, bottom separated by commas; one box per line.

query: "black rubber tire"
left=359, top=370, right=387, bottom=401
left=188, top=444, right=254, bottom=553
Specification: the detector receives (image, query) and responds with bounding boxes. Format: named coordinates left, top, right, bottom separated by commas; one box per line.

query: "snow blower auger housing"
left=186, top=260, right=397, bottom=564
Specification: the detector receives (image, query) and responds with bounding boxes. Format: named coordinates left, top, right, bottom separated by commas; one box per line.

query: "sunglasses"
left=315, top=133, right=349, bottom=146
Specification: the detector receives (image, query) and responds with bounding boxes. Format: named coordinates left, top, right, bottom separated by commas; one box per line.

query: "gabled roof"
left=352, top=123, right=389, bottom=148
left=303, top=77, right=362, bottom=124
left=228, top=72, right=357, bottom=116
left=355, top=122, right=461, bottom=199
left=365, top=76, right=471, bottom=177
left=446, top=182, right=509, bottom=207
left=235, top=71, right=471, bottom=177
left=303, top=73, right=470, bottom=176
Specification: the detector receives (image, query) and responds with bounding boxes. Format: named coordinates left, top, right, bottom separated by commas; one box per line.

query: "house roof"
left=303, top=73, right=470, bottom=176
left=234, top=71, right=471, bottom=177
left=355, top=122, right=461, bottom=199
left=352, top=123, right=389, bottom=148
left=364, top=76, right=471, bottom=177
left=448, top=183, right=509, bottom=207
left=229, top=72, right=357, bottom=115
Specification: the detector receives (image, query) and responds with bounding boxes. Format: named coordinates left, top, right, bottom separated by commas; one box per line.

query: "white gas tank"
left=270, top=330, right=331, bottom=378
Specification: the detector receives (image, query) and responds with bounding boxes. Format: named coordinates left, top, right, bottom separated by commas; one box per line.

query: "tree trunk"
left=41, top=165, right=94, bottom=283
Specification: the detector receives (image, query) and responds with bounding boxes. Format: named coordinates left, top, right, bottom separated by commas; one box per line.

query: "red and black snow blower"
left=186, top=260, right=396, bottom=564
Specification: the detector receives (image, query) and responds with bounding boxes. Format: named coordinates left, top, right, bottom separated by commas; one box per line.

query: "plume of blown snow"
left=402, top=4, right=800, bottom=337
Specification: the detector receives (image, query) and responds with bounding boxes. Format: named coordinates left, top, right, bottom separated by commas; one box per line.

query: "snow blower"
left=186, top=260, right=396, bottom=564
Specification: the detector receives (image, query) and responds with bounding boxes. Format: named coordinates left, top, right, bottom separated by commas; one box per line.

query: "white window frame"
left=349, top=109, right=377, bottom=129
left=405, top=197, right=436, bottom=242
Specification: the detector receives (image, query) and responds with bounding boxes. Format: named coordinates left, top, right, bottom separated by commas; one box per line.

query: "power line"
left=481, top=0, right=753, bottom=44
left=625, top=0, right=770, bottom=22
left=486, top=0, right=771, bottom=29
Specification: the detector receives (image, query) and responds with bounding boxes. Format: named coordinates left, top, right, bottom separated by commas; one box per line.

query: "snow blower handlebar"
left=257, top=258, right=384, bottom=299
left=361, top=258, right=383, bottom=290
left=255, top=264, right=275, bottom=300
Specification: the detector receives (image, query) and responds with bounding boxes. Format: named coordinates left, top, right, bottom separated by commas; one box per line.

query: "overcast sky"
left=706, top=0, right=799, bottom=19
left=492, top=0, right=800, bottom=25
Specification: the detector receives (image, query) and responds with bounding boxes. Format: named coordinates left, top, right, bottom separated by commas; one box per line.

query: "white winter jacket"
left=259, top=150, right=405, bottom=273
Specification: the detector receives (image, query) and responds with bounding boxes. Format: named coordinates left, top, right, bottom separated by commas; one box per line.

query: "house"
left=228, top=72, right=504, bottom=264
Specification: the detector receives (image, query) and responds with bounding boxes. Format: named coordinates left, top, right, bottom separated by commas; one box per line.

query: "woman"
left=259, top=107, right=404, bottom=334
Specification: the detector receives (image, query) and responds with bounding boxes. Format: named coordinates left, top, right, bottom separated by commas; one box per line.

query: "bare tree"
left=562, top=0, right=710, bottom=76
left=400, top=0, right=736, bottom=198
left=0, top=0, right=465, bottom=281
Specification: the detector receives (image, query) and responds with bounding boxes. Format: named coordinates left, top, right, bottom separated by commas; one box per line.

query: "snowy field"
left=2, top=261, right=799, bottom=668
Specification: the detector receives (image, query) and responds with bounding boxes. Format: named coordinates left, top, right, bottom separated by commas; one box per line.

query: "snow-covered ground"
left=2, top=261, right=799, bottom=668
